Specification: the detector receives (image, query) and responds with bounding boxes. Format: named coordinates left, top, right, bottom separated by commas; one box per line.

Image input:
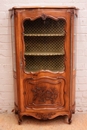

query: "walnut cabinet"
left=10, top=7, right=77, bottom=124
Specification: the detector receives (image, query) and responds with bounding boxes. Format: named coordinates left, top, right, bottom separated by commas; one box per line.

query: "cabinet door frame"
left=14, top=9, right=71, bottom=112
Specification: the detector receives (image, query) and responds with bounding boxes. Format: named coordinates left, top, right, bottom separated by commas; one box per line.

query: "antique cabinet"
left=10, top=6, right=77, bottom=124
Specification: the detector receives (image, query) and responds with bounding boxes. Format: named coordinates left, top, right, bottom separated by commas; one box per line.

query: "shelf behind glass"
left=23, top=33, right=65, bottom=37
left=24, top=52, right=65, bottom=56
left=24, top=55, right=65, bottom=72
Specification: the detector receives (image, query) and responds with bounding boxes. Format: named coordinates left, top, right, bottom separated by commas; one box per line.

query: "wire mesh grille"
left=24, top=36, right=65, bottom=53
left=23, top=18, right=66, bottom=34
left=25, top=55, right=65, bottom=72
left=23, top=18, right=66, bottom=72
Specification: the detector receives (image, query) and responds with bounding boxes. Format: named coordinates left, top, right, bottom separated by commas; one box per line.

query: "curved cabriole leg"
left=18, top=115, right=23, bottom=125
left=68, top=112, right=72, bottom=124
left=68, top=117, right=72, bottom=124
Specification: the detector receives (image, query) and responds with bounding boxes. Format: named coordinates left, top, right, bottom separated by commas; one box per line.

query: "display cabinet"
left=10, top=6, right=77, bottom=124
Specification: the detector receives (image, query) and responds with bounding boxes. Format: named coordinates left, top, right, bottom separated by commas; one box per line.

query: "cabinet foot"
left=68, top=118, right=72, bottom=124
left=68, top=112, right=72, bottom=124
left=18, top=115, right=23, bottom=125
left=18, top=119, right=22, bottom=125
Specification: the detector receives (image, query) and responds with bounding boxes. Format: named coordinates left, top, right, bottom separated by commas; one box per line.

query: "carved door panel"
left=24, top=77, right=66, bottom=110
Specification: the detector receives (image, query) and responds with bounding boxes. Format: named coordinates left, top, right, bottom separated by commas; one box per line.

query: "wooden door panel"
left=24, top=77, right=66, bottom=110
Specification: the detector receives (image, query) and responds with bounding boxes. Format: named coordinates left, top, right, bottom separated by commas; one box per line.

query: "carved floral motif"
left=31, top=86, right=58, bottom=104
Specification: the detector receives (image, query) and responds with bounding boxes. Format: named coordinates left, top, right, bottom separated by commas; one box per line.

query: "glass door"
left=23, top=17, right=66, bottom=72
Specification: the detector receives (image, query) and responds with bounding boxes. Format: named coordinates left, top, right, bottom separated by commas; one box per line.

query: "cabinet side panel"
left=11, top=10, right=18, bottom=112
left=71, top=11, right=76, bottom=113
left=14, top=72, right=18, bottom=113
left=15, top=10, right=25, bottom=112
left=72, top=70, right=76, bottom=113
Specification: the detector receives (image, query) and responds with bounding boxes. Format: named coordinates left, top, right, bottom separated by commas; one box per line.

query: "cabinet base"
left=14, top=103, right=74, bottom=124
left=16, top=111, right=72, bottom=124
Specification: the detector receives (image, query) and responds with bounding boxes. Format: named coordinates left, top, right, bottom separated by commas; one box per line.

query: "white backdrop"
left=0, top=0, right=87, bottom=113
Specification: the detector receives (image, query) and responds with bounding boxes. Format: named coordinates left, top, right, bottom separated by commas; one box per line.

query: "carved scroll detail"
left=36, top=112, right=56, bottom=120
left=41, top=14, right=47, bottom=20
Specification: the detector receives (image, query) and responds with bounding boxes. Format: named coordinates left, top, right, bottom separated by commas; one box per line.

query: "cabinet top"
left=9, top=6, right=78, bottom=10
